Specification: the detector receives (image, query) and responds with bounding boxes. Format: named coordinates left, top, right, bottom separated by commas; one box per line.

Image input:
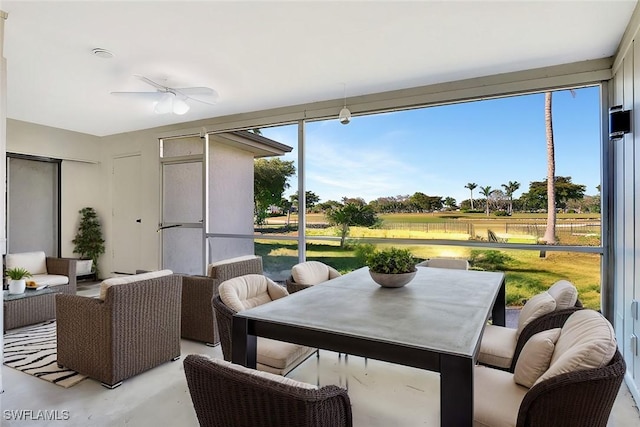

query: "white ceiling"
left=2, top=0, right=637, bottom=137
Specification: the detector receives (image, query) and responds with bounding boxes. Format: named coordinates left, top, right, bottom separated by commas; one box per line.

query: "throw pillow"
left=513, top=328, right=561, bottom=388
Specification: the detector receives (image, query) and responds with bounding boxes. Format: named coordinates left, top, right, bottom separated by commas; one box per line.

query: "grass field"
left=258, top=212, right=602, bottom=309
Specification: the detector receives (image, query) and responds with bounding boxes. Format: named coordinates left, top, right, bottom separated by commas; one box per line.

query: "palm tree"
left=501, top=181, right=520, bottom=215
left=479, top=185, right=493, bottom=216
left=542, top=92, right=556, bottom=244
left=465, top=182, right=478, bottom=210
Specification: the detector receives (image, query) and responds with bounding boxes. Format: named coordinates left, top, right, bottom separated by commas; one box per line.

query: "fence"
left=380, top=222, right=475, bottom=235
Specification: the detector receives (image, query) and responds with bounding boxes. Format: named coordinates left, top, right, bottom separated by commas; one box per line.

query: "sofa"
left=180, top=255, right=263, bottom=345
left=55, top=270, right=182, bottom=388
left=5, top=251, right=77, bottom=294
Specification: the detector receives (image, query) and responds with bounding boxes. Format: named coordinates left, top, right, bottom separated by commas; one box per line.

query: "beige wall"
left=611, top=5, right=640, bottom=405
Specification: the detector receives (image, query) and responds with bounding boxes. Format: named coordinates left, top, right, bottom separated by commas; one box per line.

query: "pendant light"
left=339, top=83, right=351, bottom=125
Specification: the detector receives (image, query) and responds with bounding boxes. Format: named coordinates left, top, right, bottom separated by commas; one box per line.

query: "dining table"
left=231, top=265, right=506, bottom=426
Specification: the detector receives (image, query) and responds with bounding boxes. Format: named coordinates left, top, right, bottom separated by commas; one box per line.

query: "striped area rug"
left=3, top=320, right=87, bottom=388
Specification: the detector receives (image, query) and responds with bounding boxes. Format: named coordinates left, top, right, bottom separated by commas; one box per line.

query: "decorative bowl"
left=369, top=269, right=417, bottom=288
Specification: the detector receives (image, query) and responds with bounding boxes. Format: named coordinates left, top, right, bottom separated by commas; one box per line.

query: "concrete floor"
left=1, top=285, right=638, bottom=426
left=1, top=340, right=639, bottom=426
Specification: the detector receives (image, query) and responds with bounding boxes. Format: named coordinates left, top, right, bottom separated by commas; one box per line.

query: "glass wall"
left=208, top=87, right=603, bottom=308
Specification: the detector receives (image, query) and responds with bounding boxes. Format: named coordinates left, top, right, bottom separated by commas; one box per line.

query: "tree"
left=501, top=181, right=520, bottom=214
left=290, top=191, right=320, bottom=212
left=254, top=158, right=295, bottom=225
left=520, top=177, right=586, bottom=211
left=542, top=91, right=557, bottom=244
left=479, top=185, right=493, bottom=216
left=72, top=207, right=106, bottom=278
left=465, top=183, right=478, bottom=210
left=325, top=202, right=379, bottom=248
left=444, top=197, right=457, bottom=210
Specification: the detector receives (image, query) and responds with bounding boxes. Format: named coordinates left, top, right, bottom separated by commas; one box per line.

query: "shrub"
left=469, top=249, right=513, bottom=271
left=351, top=242, right=376, bottom=264
left=494, top=210, right=509, bottom=217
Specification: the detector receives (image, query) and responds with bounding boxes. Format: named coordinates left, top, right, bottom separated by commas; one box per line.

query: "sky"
left=261, top=86, right=601, bottom=206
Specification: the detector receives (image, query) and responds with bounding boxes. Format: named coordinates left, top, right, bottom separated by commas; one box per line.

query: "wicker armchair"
left=56, top=271, right=182, bottom=388
left=285, top=261, right=341, bottom=294
left=181, top=256, right=263, bottom=345
left=184, top=354, right=352, bottom=427
left=474, top=310, right=625, bottom=427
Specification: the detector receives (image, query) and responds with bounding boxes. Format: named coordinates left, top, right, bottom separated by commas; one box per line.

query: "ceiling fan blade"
left=111, top=91, right=165, bottom=100
left=174, top=87, right=216, bottom=96
left=133, top=74, right=169, bottom=91
left=186, top=96, right=218, bottom=106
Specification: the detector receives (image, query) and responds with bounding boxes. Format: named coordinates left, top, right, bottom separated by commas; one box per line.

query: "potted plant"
left=6, top=267, right=32, bottom=294
left=72, top=207, right=106, bottom=279
left=365, top=247, right=417, bottom=288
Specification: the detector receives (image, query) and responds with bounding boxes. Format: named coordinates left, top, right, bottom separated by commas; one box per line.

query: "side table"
left=3, top=288, right=58, bottom=331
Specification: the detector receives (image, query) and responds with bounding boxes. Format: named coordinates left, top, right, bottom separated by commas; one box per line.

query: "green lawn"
left=256, top=230, right=601, bottom=310
left=258, top=212, right=602, bottom=309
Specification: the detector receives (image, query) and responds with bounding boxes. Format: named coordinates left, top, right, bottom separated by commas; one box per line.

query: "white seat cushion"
left=478, top=325, right=518, bottom=369
left=98, top=270, right=173, bottom=300
left=5, top=251, right=48, bottom=275
left=219, top=274, right=288, bottom=312
left=257, top=338, right=317, bottom=375
left=547, top=280, right=578, bottom=310
left=205, top=356, right=318, bottom=389
left=513, top=328, right=561, bottom=388
left=474, top=365, right=527, bottom=427
left=516, top=292, right=556, bottom=337
left=31, top=274, right=69, bottom=287
left=291, top=261, right=338, bottom=286
left=535, top=310, right=617, bottom=386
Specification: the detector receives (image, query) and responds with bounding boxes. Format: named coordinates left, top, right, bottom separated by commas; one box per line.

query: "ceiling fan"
left=111, top=75, right=219, bottom=115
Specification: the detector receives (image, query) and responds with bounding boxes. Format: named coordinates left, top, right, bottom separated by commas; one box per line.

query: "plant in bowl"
left=5, top=267, right=32, bottom=294
left=365, top=247, right=417, bottom=288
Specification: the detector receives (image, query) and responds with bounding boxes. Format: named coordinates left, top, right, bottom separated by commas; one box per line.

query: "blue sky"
left=261, top=86, right=601, bottom=205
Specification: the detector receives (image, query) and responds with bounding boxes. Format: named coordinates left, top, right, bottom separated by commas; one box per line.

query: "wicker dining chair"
left=474, top=309, right=625, bottom=427
left=184, top=354, right=352, bottom=427
left=285, top=261, right=341, bottom=294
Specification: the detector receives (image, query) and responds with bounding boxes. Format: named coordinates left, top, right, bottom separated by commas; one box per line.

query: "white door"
left=112, top=154, right=142, bottom=274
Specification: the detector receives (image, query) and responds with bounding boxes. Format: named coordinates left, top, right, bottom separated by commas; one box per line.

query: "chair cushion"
left=474, top=365, right=528, bottom=427
left=5, top=251, right=48, bottom=275
left=207, top=255, right=259, bottom=277
left=513, top=328, right=561, bottom=388
left=205, top=356, right=317, bottom=389
left=98, top=270, right=173, bottom=300
left=291, top=261, right=334, bottom=286
left=516, top=292, right=556, bottom=337
left=478, top=324, right=518, bottom=369
left=219, top=274, right=288, bottom=312
left=257, top=337, right=317, bottom=374
left=31, top=274, right=69, bottom=287
left=547, top=280, right=578, bottom=310
left=535, top=310, right=617, bottom=386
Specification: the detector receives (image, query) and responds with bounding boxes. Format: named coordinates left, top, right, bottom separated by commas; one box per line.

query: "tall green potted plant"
left=72, top=207, right=106, bottom=278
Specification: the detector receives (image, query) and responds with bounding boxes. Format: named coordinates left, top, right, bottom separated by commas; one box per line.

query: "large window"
left=211, top=86, right=603, bottom=308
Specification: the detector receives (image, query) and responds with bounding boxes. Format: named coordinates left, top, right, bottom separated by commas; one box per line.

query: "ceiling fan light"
left=154, top=93, right=174, bottom=114
left=172, top=98, right=190, bottom=115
